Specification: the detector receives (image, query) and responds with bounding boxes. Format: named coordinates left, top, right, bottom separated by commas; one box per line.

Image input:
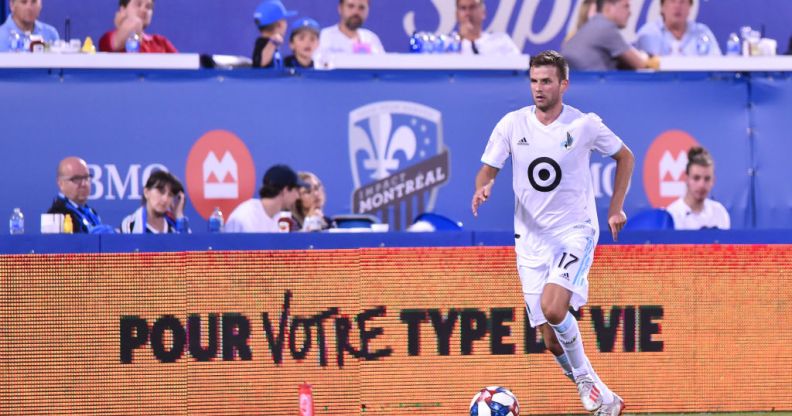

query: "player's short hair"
left=595, top=0, right=622, bottom=12
left=530, top=50, right=569, bottom=81
left=686, top=146, right=714, bottom=174
left=339, top=0, right=368, bottom=4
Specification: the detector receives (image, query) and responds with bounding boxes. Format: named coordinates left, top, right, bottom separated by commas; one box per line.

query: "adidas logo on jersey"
left=517, top=137, right=529, bottom=145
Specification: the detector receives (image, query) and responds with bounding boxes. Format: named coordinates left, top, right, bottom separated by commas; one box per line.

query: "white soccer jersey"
left=481, top=105, right=623, bottom=266
left=666, top=197, right=730, bottom=230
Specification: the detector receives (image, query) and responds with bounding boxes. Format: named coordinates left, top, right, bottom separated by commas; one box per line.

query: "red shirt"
left=99, top=30, right=178, bottom=53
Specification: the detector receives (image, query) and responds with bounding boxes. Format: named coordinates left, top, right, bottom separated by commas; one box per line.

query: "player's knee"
left=541, top=301, right=565, bottom=325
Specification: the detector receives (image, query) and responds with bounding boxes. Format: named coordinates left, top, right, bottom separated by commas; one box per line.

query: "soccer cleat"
left=575, top=374, right=603, bottom=411
left=593, top=394, right=625, bottom=416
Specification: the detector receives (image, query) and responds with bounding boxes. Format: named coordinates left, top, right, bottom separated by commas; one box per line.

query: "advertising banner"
left=1, top=71, right=771, bottom=234
left=2, top=245, right=791, bottom=414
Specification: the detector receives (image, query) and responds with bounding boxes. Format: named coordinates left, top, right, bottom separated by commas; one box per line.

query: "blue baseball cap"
left=290, top=17, right=320, bottom=36
left=254, top=0, right=297, bottom=27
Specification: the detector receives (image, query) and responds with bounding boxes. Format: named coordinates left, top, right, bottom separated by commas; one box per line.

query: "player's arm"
left=607, top=144, right=635, bottom=241
left=472, top=164, right=500, bottom=217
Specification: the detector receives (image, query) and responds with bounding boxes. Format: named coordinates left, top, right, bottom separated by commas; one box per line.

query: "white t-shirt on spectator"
left=666, top=197, right=730, bottom=230
left=460, top=32, right=520, bottom=55
left=225, top=198, right=279, bottom=233
left=319, top=24, right=384, bottom=55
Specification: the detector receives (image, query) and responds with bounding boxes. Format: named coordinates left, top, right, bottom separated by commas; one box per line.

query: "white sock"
left=554, top=352, right=572, bottom=376
left=551, top=313, right=614, bottom=403
left=550, top=312, right=588, bottom=375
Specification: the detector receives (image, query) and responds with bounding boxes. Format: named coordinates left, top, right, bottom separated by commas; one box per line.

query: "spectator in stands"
left=319, top=0, right=384, bottom=55
left=666, top=146, right=730, bottom=230
left=561, top=0, right=658, bottom=70
left=634, top=0, right=720, bottom=56
left=0, top=0, right=59, bottom=52
left=291, top=172, right=331, bottom=231
left=99, top=0, right=177, bottom=53
left=251, top=0, right=295, bottom=68
left=284, top=17, right=320, bottom=69
left=120, top=170, right=189, bottom=234
left=47, top=157, right=107, bottom=233
left=456, top=0, right=519, bottom=55
left=225, top=164, right=308, bottom=233
left=564, top=0, right=597, bottom=42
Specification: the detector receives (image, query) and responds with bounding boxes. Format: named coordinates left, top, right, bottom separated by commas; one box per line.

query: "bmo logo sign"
left=643, top=130, right=700, bottom=208
left=186, top=130, right=256, bottom=220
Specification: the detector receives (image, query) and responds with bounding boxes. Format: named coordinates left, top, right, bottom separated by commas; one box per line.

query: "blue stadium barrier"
left=2, top=230, right=791, bottom=255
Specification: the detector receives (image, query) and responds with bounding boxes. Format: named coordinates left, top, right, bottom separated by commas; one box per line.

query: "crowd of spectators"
left=1, top=0, right=749, bottom=70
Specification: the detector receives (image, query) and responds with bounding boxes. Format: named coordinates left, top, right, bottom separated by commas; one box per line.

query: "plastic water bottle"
left=9, top=30, right=24, bottom=52
left=726, top=32, right=741, bottom=56
left=208, top=207, right=223, bottom=233
left=9, top=208, right=24, bottom=235
left=409, top=32, right=423, bottom=53
left=447, top=31, right=462, bottom=53
left=125, top=33, right=141, bottom=53
left=695, top=33, right=711, bottom=56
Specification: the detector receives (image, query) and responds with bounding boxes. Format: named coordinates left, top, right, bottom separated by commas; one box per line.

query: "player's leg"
left=518, top=264, right=573, bottom=382
left=541, top=230, right=617, bottom=410
left=538, top=323, right=573, bottom=381
left=542, top=284, right=606, bottom=411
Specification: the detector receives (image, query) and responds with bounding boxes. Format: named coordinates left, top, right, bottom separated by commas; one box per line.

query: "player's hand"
left=270, top=33, right=284, bottom=46
left=459, top=20, right=475, bottom=40
left=608, top=210, right=627, bottom=241
left=471, top=179, right=494, bottom=217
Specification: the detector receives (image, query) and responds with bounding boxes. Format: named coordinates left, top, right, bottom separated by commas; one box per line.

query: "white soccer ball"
left=469, top=386, right=520, bottom=416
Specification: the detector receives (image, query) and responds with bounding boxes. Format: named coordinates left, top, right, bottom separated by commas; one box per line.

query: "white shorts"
left=518, top=226, right=597, bottom=328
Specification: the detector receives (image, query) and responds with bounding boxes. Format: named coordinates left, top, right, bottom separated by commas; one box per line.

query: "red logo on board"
left=643, top=130, right=700, bottom=208
left=185, top=130, right=256, bottom=219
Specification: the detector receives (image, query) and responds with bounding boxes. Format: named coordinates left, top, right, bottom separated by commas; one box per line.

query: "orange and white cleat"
left=594, top=394, right=625, bottom=416
left=575, top=374, right=602, bottom=411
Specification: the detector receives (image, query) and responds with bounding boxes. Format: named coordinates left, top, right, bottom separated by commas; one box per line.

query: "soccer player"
left=471, top=50, right=634, bottom=415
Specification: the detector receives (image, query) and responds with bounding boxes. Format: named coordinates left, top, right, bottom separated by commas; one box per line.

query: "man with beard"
left=472, top=50, right=634, bottom=415
left=0, top=0, right=59, bottom=51
left=318, top=0, right=383, bottom=55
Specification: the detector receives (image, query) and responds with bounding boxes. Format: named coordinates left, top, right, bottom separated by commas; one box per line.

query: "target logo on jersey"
left=185, top=130, right=256, bottom=220
left=528, top=156, right=562, bottom=192
left=643, top=130, right=700, bottom=208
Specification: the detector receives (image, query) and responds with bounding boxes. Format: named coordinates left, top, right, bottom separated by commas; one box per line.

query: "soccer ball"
left=469, top=386, right=520, bottom=416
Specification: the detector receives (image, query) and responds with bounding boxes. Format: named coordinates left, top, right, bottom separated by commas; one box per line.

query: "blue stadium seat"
left=411, top=212, right=463, bottom=231
left=624, top=209, right=675, bottom=230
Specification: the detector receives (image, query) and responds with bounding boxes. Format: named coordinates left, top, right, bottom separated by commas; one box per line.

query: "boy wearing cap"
left=225, top=164, right=308, bottom=233
left=284, top=17, right=320, bottom=69
left=252, top=0, right=296, bottom=68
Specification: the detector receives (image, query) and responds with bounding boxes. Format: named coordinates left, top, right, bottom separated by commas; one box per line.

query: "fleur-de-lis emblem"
left=350, top=112, right=417, bottom=181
